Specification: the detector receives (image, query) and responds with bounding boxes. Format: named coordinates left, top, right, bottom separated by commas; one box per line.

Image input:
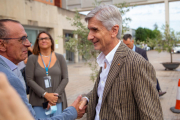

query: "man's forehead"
left=4, top=21, right=26, bottom=37
left=87, top=18, right=104, bottom=29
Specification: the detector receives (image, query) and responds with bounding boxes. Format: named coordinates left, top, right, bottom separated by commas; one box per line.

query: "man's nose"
left=24, top=39, right=31, bottom=47
left=87, top=31, right=94, bottom=41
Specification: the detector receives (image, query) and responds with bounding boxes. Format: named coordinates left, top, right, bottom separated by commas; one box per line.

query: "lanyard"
left=40, top=53, right=52, bottom=76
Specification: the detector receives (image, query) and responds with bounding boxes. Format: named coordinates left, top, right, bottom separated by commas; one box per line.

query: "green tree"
left=144, top=28, right=155, bottom=39
left=155, top=24, right=179, bottom=63
left=135, top=27, right=147, bottom=42
left=65, top=1, right=132, bottom=81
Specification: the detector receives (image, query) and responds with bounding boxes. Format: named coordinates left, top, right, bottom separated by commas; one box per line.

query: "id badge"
left=44, top=76, right=52, bottom=88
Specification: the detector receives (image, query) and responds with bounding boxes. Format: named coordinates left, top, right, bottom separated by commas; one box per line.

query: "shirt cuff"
left=42, top=92, right=47, bottom=97
left=83, top=97, right=89, bottom=104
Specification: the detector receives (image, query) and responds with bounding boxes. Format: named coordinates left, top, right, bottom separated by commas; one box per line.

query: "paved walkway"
left=65, top=50, right=180, bottom=120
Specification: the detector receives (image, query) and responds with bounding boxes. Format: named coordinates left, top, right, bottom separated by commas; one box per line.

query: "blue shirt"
left=132, top=45, right=136, bottom=52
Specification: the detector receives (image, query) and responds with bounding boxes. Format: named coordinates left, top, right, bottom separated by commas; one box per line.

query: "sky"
left=79, top=1, right=180, bottom=32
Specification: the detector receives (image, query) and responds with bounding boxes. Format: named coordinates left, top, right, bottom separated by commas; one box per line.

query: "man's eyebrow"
left=88, top=27, right=98, bottom=30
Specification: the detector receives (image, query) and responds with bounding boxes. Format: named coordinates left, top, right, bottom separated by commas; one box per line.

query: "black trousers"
left=156, top=78, right=161, bottom=91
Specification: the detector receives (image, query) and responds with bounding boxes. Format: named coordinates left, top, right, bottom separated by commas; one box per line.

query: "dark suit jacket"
left=135, top=46, right=148, bottom=61
left=86, top=42, right=163, bottom=120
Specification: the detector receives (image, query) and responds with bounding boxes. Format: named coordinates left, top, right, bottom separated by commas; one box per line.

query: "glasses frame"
left=0, top=36, right=28, bottom=45
left=38, top=37, right=50, bottom=41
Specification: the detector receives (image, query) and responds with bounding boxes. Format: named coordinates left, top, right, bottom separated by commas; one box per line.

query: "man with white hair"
left=79, top=5, right=163, bottom=120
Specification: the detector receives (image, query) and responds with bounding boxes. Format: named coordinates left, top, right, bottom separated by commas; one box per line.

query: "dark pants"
left=156, top=78, right=161, bottom=92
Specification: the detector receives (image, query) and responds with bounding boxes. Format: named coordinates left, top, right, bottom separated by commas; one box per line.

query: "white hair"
left=85, top=5, right=122, bottom=39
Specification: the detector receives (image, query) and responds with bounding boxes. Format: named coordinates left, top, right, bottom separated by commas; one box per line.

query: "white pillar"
left=74, top=34, right=79, bottom=63
left=165, top=0, right=169, bottom=25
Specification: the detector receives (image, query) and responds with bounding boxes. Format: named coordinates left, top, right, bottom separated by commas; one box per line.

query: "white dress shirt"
left=95, top=41, right=121, bottom=120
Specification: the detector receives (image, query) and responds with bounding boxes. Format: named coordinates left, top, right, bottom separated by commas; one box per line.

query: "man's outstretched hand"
left=70, top=95, right=87, bottom=119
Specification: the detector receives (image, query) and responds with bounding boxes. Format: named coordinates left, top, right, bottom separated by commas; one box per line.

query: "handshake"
left=70, top=95, right=88, bottom=119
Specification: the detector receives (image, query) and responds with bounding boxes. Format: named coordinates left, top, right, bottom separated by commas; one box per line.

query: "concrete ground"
left=65, top=50, right=180, bottom=120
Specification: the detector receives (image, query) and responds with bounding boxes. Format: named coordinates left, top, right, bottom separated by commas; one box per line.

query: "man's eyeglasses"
left=38, top=37, right=50, bottom=41
left=0, top=36, right=28, bottom=45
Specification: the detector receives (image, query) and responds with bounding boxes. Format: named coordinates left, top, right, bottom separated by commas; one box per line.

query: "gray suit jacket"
left=86, top=42, right=163, bottom=120
left=0, top=57, right=77, bottom=120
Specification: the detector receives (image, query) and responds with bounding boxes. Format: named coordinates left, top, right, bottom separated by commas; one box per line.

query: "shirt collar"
left=132, top=44, right=136, bottom=52
left=0, top=55, right=17, bottom=71
left=97, top=41, right=121, bottom=67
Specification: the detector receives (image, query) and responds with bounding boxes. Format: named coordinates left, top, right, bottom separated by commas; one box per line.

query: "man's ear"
left=111, top=25, right=119, bottom=38
left=0, top=40, right=7, bottom=52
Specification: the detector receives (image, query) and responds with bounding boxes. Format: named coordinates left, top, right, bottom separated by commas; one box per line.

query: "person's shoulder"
left=128, top=48, right=147, bottom=63
left=55, top=52, right=65, bottom=60
left=136, top=46, right=146, bottom=52
left=0, top=66, right=18, bottom=83
left=0, top=65, right=11, bottom=75
left=28, top=54, right=38, bottom=60
left=55, top=52, right=63, bottom=57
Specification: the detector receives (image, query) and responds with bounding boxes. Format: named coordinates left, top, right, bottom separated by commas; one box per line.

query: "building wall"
left=0, top=0, right=85, bottom=58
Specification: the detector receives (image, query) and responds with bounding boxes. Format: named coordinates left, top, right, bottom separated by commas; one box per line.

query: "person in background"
left=123, top=34, right=166, bottom=97
left=26, top=31, right=68, bottom=118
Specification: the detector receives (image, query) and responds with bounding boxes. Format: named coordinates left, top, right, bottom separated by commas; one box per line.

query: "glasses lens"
left=45, top=37, right=50, bottom=40
left=21, top=36, right=28, bottom=40
left=21, top=36, right=28, bottom=44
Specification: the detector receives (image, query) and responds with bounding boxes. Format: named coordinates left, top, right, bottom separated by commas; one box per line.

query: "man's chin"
left=94, top=46, right=100, bottom=51
left=21, top=55, right=28, bottom=61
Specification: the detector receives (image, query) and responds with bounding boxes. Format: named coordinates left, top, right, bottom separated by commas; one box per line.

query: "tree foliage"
left=136, top=27, right=160, bottom=42
left=65, top=1, right=132, bottom=81
left=135, top=27, right=147, bottom=42
left=155, top=24, right=179, bottom=63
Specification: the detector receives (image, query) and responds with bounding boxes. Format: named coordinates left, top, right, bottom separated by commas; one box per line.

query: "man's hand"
left=47, top=102, right=56, bottom=110
left=79, top=97, right=88, bottom=110
left=77, top=97, right=88, bottom=119
left=70, top=95, right=87, bottom=119
left=0, top=73, right=33, bottom=120
left=44, top=93, right=58, bottom=105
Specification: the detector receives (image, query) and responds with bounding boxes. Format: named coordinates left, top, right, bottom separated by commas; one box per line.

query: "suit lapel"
left=101, top=42, right=128, bottom=106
